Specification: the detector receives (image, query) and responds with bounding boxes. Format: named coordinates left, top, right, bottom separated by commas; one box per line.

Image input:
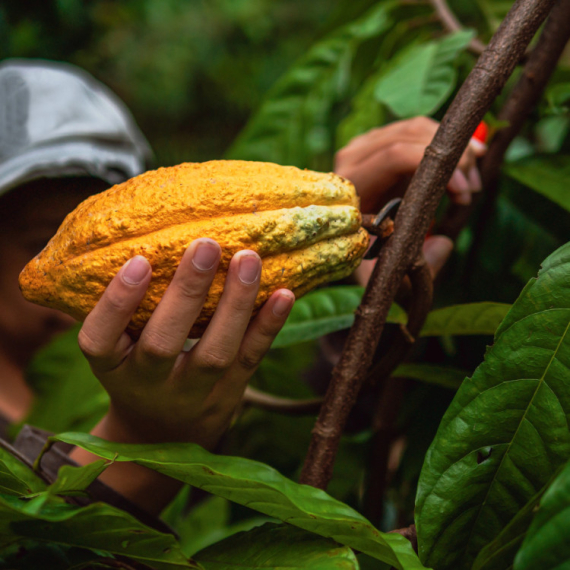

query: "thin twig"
left=242, top=386, right=323, bottom=415
left=300, top=0, right=557, bottom=490
left=437, top=0, right=570, bottom=241
left=430, top=0, right=487, bottom=55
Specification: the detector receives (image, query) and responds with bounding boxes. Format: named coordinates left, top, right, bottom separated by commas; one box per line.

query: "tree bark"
left=300, top=0, right=557, bottom=490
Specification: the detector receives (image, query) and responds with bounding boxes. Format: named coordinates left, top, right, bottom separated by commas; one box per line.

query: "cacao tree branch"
left=438, top=0, right=570, bottom=241
left=365, top=256, right=433, bottom=384
left=429, top=0, right=487, bottom=55
left=300, top=0, right=557, bottom=490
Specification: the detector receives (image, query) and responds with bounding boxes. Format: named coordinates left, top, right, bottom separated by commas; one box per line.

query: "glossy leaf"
left=420, top=302, right=512, bottom=337
left=0, top=492, right=197, bottom=570
left=416, top=242, right=570, bottom=570
left=504, top=155, right=570, bottom=213
left=194, top=523, right=359, bottom=569
left=50, top=432, right=429, bottom=570
left=273, top=286, right=406, bottom=348
left=472, top=478, right=552, bottom=570
left=374, top=31, right=474, bottom=118
left=0, top=446, right=46, bottom=496
left=226, top=3, right=395, bottom=167
left=514, top=460, right=570, bottom=570
left=47, top=460, right=109, bottom=497
left=392, top=363, right=468, bottom=390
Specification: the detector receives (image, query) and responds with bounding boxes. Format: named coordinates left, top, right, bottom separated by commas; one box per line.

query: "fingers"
left=336, top=116, right=438, bottom=168
left=422, top=235, right=454, bottom=278
left=78, top=256, right=152, bottom=372
left=335, top=117, right=486, bottom=210
left=133, top=239, right=221, bottom=370
left=184, top=250, right=263, bottom=393
left=211, top=289, right=295, bottom=400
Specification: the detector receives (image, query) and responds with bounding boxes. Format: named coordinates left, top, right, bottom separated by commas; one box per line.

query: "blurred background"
left=0, top=0, right=336, bottom=165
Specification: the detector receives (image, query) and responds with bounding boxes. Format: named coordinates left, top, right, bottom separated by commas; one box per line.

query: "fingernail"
left=450, top=169, right=470, bottom=193
left=192, top=239, right=220, bottom=271
left=468, top=167, right=483, bottom=192
left=123, top=256, right=150, bottom=285
left=273, top=291, right=294, bottom=317
left=238, top=253, right=261, bottom=284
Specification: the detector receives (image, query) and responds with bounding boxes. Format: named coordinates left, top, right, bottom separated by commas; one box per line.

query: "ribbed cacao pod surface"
left=19, top=160, right=369, bottom=338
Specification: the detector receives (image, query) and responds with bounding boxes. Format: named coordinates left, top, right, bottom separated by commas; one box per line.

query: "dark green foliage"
left=4, top=0, right=570, bottom=567
left=193, top=523, right=359, bottom=569
left=416, top=243, right=570, bottom=570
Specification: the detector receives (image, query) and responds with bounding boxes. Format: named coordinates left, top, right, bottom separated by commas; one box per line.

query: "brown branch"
left=242, top=386, right=323, bottom=415
left=437, top=0, right=570, bottom=241
left=362, top=257, right=433, bottom=524
left=430, top=0, right=487, bottom=55
left=299, top=0, right=557, bottom=490
left=366, top=256, right=433, bottom=384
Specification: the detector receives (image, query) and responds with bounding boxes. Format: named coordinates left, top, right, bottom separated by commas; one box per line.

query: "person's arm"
left=70, top=239, right=294, bottom=515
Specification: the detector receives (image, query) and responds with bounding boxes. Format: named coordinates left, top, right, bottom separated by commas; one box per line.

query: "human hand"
left=76, top=239, right=294, bottom=450
left=334, top=116, right=486, bottom=213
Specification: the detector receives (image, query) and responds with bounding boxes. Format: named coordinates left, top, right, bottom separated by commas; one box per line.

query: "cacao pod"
left=19, top=160, right=369, bottom=338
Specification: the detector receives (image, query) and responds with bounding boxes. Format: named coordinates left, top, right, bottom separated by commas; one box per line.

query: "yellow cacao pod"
left=19, top=160, right=369, bottom=338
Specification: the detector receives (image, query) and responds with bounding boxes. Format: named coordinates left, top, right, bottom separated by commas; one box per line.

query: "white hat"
left=0, top=59, right=152, bottom=195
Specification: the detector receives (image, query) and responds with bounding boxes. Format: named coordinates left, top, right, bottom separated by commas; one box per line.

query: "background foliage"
left=2, top=0, right=570, bottom=568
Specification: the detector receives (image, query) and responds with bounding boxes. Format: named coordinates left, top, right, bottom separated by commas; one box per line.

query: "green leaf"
left=392, top=364, right=468, bottom=390
left=226, top=3, right=395, bottom=167
left=514, top=460, right=570, bottom=570
left=547, top=82, right=570, bottom=110
left=374, top=30, right=474, bottom=118
left=336, top=73, right=385, bottom=148
left=504, top=155, right=570, bottom=214
left=472, top=475, right=555, bottom=570
left=273, top=286, right=406, bottom=348
left=0, top=446, right=46, bottom=496
left=46, top=460, right=109, bottom=497
left=24, top=324, right=108, bottom=433
left=0, top=459, right=35, bottom=497
left=50, top=432, right=429, bottom=570
left=194, top=523, right=359, bottom=569
left=416, top=242, right=570, bottom=570
left=0, top=492, right=197, bottom=570
left=420, top=302, right=512, bottom=337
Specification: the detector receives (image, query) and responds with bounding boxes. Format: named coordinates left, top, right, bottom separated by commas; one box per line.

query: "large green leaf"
left=420, top=302, right=512, bottom=337
left=416, top=242, right=570, bottom=570
left=194, top=523, right=359, bottom=569
left=226, top=2, right=395, bottom=167
left=50, top=432, right=429, bottom=570
left=472, top=471, right=558, bottom=570
left=504, top=155, right=570, bottom=213
left=374, top=30, right=474, bottom=118
left=514, top=460, right=570, bottom=570
left=273, top=286, right=406, bottom=348
left=0, top=493, right=197, bottom=569
left=24, top=324, right=108, bottom=433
